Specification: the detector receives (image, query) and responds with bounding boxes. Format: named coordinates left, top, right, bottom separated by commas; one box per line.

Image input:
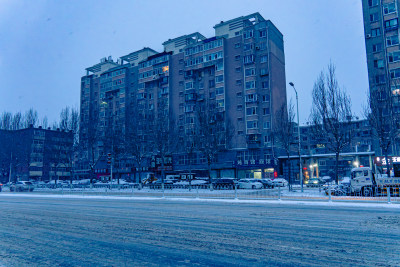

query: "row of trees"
left=90, top=98, right=233, bottom=185
left=275, top=62, right=400, bottom=184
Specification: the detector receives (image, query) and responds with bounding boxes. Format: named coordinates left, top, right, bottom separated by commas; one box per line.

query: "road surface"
left=0, top=195, right=399, bottom=266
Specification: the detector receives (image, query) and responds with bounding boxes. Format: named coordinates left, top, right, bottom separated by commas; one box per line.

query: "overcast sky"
left=0, top=0, right=368, bottom=124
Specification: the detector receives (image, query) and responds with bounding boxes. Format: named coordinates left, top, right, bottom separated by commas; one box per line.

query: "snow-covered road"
left=0, top=195, right=399, bottom=266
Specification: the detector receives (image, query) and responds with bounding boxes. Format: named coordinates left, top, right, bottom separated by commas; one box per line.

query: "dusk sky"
left=0, top=0, right=368, bottom=124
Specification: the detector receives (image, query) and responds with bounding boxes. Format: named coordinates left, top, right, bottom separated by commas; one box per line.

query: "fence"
left=2, top=183, right=399, bottom=204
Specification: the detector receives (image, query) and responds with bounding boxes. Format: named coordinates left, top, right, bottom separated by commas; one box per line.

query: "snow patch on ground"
left=0, top=193, right=399, bottom=209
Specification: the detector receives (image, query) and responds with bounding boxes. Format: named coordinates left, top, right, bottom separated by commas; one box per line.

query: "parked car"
left=305, top=178, right=325, bottom=187
left=237, top=179, right=263, bottom=189
left=10, top=181, right=34, bottom=192
left=212, top=178, right=236, bottom=189
left=272, top=178, right=288, bottom=187
left=259, top=179, right=274, bottom=189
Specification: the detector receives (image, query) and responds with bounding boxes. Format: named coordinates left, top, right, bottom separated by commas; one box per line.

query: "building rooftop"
left=120, top=47, right=158, bottom=63
left=213, top=12, right=265, bottom=29
left=85, top=56, right=119, bottom=74
left=162, top=32, right=206, bottom=46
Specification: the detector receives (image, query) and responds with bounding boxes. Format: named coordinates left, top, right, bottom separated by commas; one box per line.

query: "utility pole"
left=289, top=82, right=303, bottom=192
left=8, top=152, right=12, bottom=183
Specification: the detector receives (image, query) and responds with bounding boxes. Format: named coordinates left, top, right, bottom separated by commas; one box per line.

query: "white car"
left=237, top=179, right=263, bottom=189
left=272, top=178, right=288, bottom=187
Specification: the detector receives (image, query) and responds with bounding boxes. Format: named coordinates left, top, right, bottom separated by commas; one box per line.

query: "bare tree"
left=0, top=112, right=12, bottom=130
left=24, top=108, right=38, bottom=128
left=41, top=116, right=49, bottom=129
left=195, top=100, right=234, bottom=183
left=309, top=63, right=353, bottom=183
left=151, top=100, right=178, bottom=183
left=365, top=84, right=400, bottom=175
left=125, top=107, right=152, bottom=186
left=11, top=112, right=23, bottom=130
left=273, top=101, right=296, bottom=189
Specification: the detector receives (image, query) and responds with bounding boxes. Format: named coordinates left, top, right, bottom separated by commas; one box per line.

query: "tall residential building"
left=362, top=0, right=400, bottom=153
left=79, top=13, right=287, bottom=180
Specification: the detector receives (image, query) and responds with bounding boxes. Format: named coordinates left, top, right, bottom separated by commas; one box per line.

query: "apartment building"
left=0, top=126, right=73, bottom=182
left=362, top=0, right=400, bottom=154
left=79, top=13, right=287, bottom=180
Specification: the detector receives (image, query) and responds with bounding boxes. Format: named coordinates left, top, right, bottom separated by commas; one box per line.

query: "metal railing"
left=1, top=183, right=399, bottom=203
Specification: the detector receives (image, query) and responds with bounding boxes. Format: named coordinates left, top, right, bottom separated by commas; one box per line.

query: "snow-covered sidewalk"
left=0, top=192, right=399, bottom=209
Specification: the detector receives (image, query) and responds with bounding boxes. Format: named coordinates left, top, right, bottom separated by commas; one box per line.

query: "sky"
left=0, top=0, right=368, bottom=125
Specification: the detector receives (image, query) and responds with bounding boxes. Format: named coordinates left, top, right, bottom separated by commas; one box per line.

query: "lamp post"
left=289, top=82, right=303, bottom=192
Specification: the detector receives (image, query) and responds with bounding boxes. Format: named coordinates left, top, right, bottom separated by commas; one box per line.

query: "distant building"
left=79, top=13, right=287, bottom=180
left=0, top=126, right=73, bottom=182
left=278, top=119, right=379, bottom=182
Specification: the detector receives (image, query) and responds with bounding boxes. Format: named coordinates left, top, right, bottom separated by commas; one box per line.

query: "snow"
left=0, top=192, right=398, bottom=209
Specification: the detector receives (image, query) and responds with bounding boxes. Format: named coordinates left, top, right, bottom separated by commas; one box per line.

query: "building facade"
left=362, top=0, right=400, bottom=154
left=79, top=13, right=287, bottom=180
left=0, top=126, right=73, bottom=182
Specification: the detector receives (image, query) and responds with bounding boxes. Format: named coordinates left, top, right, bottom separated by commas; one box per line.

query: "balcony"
left=246, top=134, right=261, bottom=149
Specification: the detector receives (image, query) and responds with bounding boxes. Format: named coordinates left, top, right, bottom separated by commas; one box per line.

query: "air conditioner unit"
left=366, top=34, right=371, bottom=39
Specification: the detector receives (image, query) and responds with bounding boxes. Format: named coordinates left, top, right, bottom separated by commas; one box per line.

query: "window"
left=371, top=28, right=381, bottom=37
left=179, top=81, right=184, bottom=86
left=209, top=80, right=215, bottom=88
left=237, top=92, right=242, bottom=97
left=199, top=83, right=204, bottom=89
left=243, top=55, right=254, bottom=64
left=216, top=87, right=224, bottom=95
left=245, top=81, right=255, bottom=89
left=262, top=94, right=270, bottom=102
left=246, top=107, right=258, bottom=115
left=236, top=79, right=242, bottom=85
left=368, top=0, right=378, bottom=7
left=209, top=91, right=215, bottom=98
left=374, top=59, right=385, bottom=68
left=216, top=75, right=224, bottom=83
left=375, top=74, right=386, bottom=84
left=235, top=43, right=241, bottom=48
left=238, top=130, right=244, bottom=135
left=243, top=30, right=254, bottom=39
left=259, top=30, right=267, bottom=38
left=237, top=104, right=243, bottom=110
left=390, top=68, right=400, bottom=79
left=235, top=55, right=241, bottom=61
left=384, top=2, right=397, bottom=15
left=245, top=68, right=256, bottom=76
left=260, top=68, right=268, bottom=76
left=216, top=99, right=224, bottom=108
left=264, top=135, right=272, bottom=144
left=263, top=121, right=271, bottom=129
left=259, top=42, right=267, bottom=50
left=370, top=12, right=379, bottom=22
left=261, top=81, right=269, bottom=89
left=385, top=18, right=398, bottom=30
left=247, top=120, right=258, bottom=129
left=185, top=82, right=193, bottom=90
left=263, top=107, right=270, bottom=115
left=244, top=43, right=253, bottom=51
left=179, top=69, right=183, bottom=75
left=235, top=67, right=241, bottom=72
left=373, top=43, right=383, bottom=52
left=237, top=117, right=243, bottom=122
left=260, top=55, right=268, bottom=63
left=387, top=35, right=399, bottom=46
left=388, top=51, right=400, bottom=63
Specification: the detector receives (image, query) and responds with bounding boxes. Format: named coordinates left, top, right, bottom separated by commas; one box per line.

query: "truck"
left=350, top=166, right=400, bottom=196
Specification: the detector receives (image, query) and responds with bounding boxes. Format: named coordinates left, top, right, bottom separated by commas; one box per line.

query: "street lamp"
left=289, top=82, right=303, bottom=192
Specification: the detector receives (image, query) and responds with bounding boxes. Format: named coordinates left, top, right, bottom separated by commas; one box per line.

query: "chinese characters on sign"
left=374, top=156, right=400, bottom=166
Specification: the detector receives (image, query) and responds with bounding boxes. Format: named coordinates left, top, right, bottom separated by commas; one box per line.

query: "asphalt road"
left=0, top=196, right=399, bottom=266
